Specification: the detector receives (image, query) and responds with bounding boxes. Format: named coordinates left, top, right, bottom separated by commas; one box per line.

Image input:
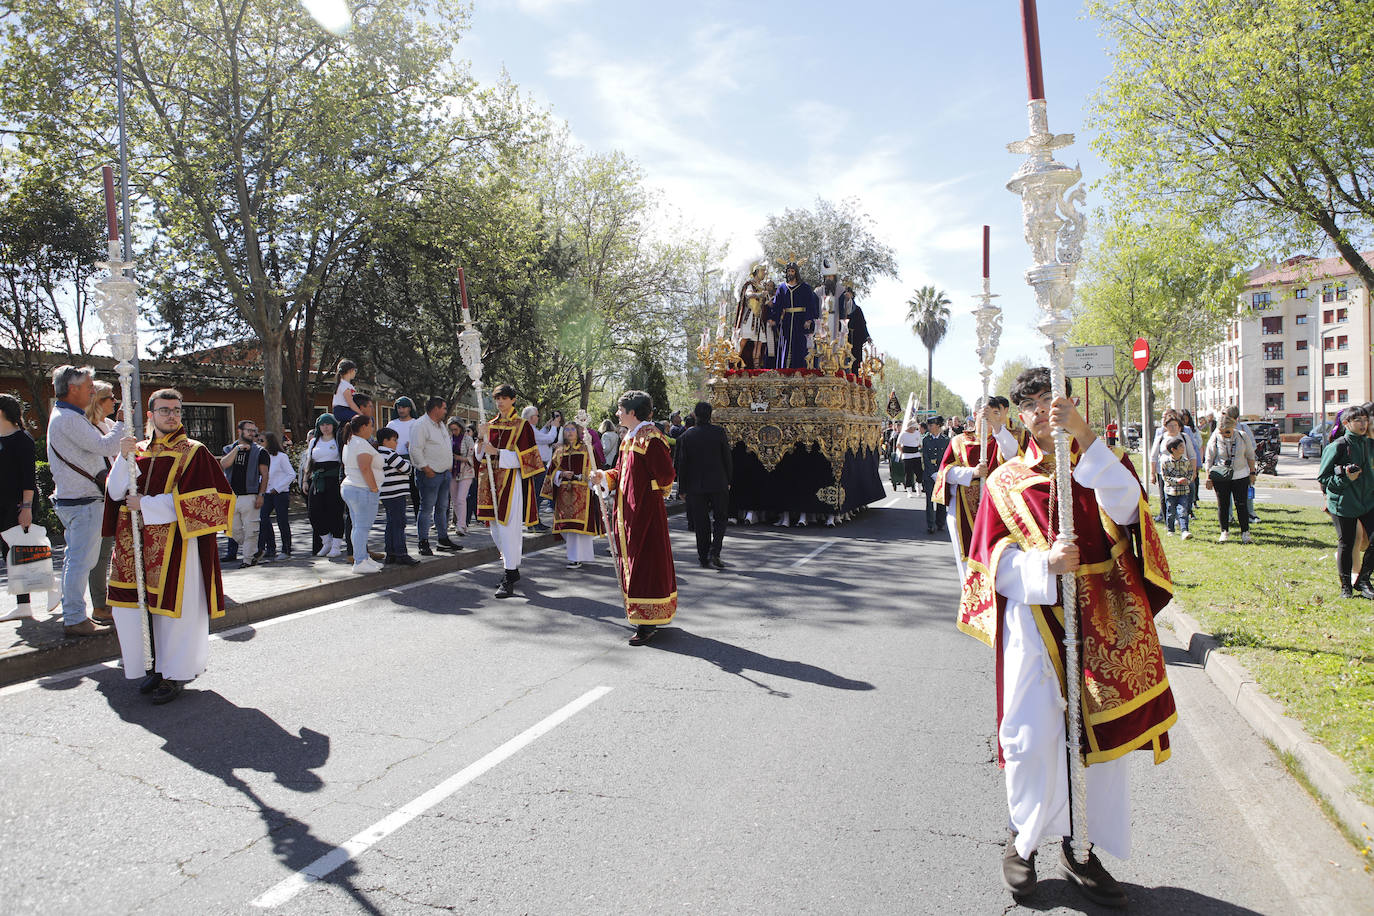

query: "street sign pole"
left=1134, top=337, right=1151, bottom=468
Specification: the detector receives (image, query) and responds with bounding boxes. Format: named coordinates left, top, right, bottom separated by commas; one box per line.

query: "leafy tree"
left=0, top=161, right=103, bottom=429
left=881, top=355, right=968, bottom=421
left=623, top=342, right=671, bottom=422
left=756, top=197, right=898, bottom=296
left=991, top=357, right=1040, bottom=407
left=1088, top=0, right=1374, bottom=286
left=905, top=285, right=953, bottom=414
left=1074, top=209, right=1246, bottom=430
left=0, top=0, right=520, bottom=434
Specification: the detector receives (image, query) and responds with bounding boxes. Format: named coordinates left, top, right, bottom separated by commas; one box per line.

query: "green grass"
left=1154, top=496, right=1374, bottom=810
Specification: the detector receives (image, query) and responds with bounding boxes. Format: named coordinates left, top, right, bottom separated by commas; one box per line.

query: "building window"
left=181, top=404, right=231, bottom=452
left=1337, top=282, right=1348, bottom=300
left=1338, top=362, right=1349, bottom=377
left=1339, top=390, right=1350, bottom=403
left=1263, top=342, right=1284, bottom=360
left=1261, top=316, right=1283, bottom=334
left=1338, top=335, right=1349, bottom=349
left=1323, top=285, right=1335, bottom=303
left=1298, top=391, right=1309, bottom=402
left=1326, top=389, right=1336, bottom=403
left=1296, top=339, right=1308, bottom=350
left=1325, top=337, right=1336, bottom=350
left=1325, top=363, right=1335, bottom=377
left=1337, top=308, right=1349, bottom=322
left=1229, top=372, right=1236, bottom=388
left=1324, top=308, right=1335, bottom=323
left=1297, top=365, right=1308, bottom=376
left=1252, top=291, right=1272, bottom=308
left=1295, top=287, right=1308, bottom=299
left=1265, top=368, right=1283, bottom=386
left=1265, top=393, right=1284, bottom=411
left=1296, top=314, right=1308, bottom=324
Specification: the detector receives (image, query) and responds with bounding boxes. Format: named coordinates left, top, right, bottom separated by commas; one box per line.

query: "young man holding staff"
left=477, top=384, right=543, bottom=598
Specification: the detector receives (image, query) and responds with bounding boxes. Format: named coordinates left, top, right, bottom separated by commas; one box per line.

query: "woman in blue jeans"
left=257, top=432, right=295, bottom=559
left=339, top=415, right=383, bottom=573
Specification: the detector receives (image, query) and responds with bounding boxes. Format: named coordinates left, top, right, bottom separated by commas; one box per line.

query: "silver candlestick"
left=94, top=239, right=149, bottom=643
left=972, top=276, right=1003, bottom=495
left=1007, top=97, right=1090, bottom=864
left=457, top=302, right=501, bottom=558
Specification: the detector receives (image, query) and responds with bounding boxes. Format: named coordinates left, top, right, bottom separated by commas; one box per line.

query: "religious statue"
left=733, top=261, right=773, bottom=370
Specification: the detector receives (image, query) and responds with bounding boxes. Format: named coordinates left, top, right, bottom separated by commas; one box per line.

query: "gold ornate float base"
left=709, top=372, right=883, bottom=507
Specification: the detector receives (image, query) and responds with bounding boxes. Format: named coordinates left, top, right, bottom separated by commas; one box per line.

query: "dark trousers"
left=308, top=476, right=346, bottom=553
left=902, top=456, right=920, bottom=490
left=382, top=496, right=409, bottom=557
left=1210, top=473, right=1250, bottom=533
left=923, top=475, right=946, bottom=532
left=686, top=490, right=728, bottom=561
left=257, top=491, right=291, bottom=555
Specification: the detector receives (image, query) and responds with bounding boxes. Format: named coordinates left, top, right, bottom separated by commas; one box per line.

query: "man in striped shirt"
left=376, top=428, right=419, bottom=566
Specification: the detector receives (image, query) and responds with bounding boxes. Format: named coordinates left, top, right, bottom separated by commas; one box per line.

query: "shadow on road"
left=95, top=675, right=384, bottom=914
left=647, top=627, right=876, bottom=697
left=1012, top=878, right=1265, bottom=913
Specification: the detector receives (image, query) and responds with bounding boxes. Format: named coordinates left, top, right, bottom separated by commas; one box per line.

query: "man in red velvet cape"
left=958, top=368, right=1174, bottom=909
left=477, top=383, right=544, bottom=599
left=105, top=388, right=234, bottom=705
left=934, top=395, right=1024, bottom=581
left=592, top=389, right=677, bottom=646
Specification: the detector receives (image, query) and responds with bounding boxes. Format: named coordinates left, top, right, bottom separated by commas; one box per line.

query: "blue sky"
left=458, top=0, right=1116, bottom=404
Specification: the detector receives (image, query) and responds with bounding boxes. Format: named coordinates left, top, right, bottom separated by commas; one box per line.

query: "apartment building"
left=1194, top=252, right=1373, bottom=433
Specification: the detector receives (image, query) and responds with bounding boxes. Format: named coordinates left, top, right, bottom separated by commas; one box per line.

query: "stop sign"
left=1132, top=337, right=1150, bottom=371
left=1176, top=359, right=1195, bottom=384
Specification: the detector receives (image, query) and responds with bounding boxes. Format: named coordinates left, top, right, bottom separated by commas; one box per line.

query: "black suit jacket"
left=674, top=422, right=733, bottom=495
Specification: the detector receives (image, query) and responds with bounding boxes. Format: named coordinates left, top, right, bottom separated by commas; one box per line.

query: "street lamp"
left=1315, top=324, right=1347, bottom=428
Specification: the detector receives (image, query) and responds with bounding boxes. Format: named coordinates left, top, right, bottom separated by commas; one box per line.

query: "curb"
left=1, top=501, right=689, bottom=690
left=1164, top=604, right=1374, bottom=849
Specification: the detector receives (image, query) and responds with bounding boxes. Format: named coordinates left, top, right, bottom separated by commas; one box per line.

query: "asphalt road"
left=1, top=487, right=1370, bottom=915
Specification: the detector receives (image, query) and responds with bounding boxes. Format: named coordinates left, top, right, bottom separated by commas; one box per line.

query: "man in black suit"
left=675, top=400, right=733, bottom=569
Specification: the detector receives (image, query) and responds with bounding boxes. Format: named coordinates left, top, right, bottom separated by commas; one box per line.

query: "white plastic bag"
left=3, top=523, right=57, bottom=596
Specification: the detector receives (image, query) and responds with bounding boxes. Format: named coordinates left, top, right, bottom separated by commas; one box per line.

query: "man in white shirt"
left=522, top=405, right=558, bottom=532
left=410, top=396, right=461, bottom=556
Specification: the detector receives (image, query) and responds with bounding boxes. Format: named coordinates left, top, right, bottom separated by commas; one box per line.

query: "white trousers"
left=112, top=539, right=210, bottom=683
left=230, top=498, right=260, bottom=554
left=565, top=532, right=593, bottom=563
left=490, top=477, right=524, bottom=571
left=1001, top=596, right=1132, bottom=860
left=945, top=509, right=968, bottom=584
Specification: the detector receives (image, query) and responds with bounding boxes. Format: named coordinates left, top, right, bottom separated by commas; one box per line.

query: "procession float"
left=696, top=278, right=888, bottom=521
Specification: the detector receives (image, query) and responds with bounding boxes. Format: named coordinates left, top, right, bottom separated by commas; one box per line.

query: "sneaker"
left=1181, top=531, right=1192, bottom=540
left=352, top=558, right=382, bottom=574
left=419, top=540, right=434, bottom=557
left=326, top=542, right=343, bottom=558
left=1217, top=531, right=1229, bottom=543
left=1241, top=531, right=1253, bottom=544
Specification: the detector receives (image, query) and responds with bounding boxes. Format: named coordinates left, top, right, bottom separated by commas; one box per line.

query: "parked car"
left=1299, top=422, right=1335, bottom=459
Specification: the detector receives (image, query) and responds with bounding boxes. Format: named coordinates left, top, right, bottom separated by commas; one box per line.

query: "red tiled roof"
left=1247, top=252, right=1374, bottom=288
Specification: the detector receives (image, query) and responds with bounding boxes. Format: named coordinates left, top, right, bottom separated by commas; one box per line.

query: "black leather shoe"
left=150, top=680, right=184, bottom=705
left=628, top=624, right=658, bottom=646
left=138, top=672, right=163, bottom=694
left=419, top=540, right=434, bottom=557
left=1059, top=839, right=1127, bottom=909
left=495, top=572, right=515, bottom=599
left=1002, top=831, right=1036, bottom=899
left=394, top=555, right=420, bottom=567
left=436, top=538, right=460, bottom=551
left=709, top=556, right=726, bottom=569
left=699, top=558, right=711, bottom=568
left=510, top=568, right=520, bottom=583
left=1354, top=577, right=1374, bottom=599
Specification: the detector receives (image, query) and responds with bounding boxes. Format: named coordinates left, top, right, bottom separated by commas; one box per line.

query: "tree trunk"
left=579, top=368, right=593, bottom=412
left=260, top=329, right=286, bottom=435
left=925, top=346, right=934, bottom=415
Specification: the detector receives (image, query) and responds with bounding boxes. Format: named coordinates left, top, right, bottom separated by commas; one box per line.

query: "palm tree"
left=906, top=285, right=953, bottom=415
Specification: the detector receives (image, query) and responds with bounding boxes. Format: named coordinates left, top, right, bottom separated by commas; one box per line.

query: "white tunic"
left=944, top=427, right=1019, bottom=582
left=994, top=437, right=1141, bottom=861
left=107, top=454, right=211, bottom=682
left=490, top=446, right=525, bottom=570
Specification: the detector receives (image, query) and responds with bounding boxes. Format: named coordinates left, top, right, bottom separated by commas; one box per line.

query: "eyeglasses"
left=1018, top=393, right=1055, bottom=413
left=153, top=407, right=183, bottom=417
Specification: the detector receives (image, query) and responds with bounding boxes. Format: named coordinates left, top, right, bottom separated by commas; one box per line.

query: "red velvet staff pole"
left=1020, top=0, right=1046, bottom=101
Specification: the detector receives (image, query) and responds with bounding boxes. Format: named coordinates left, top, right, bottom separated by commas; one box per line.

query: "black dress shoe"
left=1059, top=839, right=1127, bottom=909
left=628, top=624, right=657, bottom=646
left=495, top=572, right=515, bottom=599
left=436, top=538, right=460, bottom=551
left=709, top=556, right=726, bottom=569
left=394, top=555, right=420, bottom=567
left=150, top=680, right=184, bottom=705
left=1002, top=831, right=1036, bottom=898
left=138, top=672, right=164, bottom=694
left=419, top=540, right=434, bottom=557
left=699, top=558, right=711, bottom=568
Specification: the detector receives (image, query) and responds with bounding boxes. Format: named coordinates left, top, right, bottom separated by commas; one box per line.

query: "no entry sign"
left=1132, top=337, right=1150, bottom=371
left=1176, top=359, right=1195, bottom=384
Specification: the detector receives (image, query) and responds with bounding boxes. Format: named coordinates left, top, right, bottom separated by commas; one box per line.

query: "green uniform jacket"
left=1318, top=432, right=1374, bottom=518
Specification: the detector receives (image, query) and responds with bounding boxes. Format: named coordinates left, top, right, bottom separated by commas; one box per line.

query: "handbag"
left=1209, top=436, right=1236, bottom=480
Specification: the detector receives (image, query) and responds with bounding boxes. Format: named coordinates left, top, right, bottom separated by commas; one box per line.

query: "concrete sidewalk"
left=0, top=501, right=586, bottom=688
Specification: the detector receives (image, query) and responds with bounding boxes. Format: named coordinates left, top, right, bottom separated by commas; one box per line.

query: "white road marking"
left=251, top=685, right=613, bottom=909
left=791, top=538, right=840, bottom=567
